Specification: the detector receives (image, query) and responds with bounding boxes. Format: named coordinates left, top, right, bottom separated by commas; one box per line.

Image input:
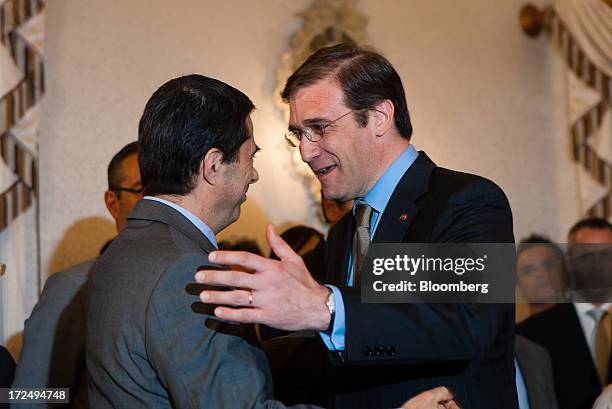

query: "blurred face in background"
left=517, top=244, right=565, bottom=303
left=568, top=227, right=612, bottom=298
left=322, top=195, right=354, bottom=226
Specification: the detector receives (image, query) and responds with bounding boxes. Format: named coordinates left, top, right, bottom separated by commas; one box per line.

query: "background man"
left=12, top=141, right=142, bottom=408
left=197, top=43, right=517, bottom=409
left=518, top=217, right=612, bottom=409
left=516, top=234, right=566, bottom=317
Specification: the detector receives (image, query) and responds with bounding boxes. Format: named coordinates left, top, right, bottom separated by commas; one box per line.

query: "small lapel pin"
left=399, top=213, right=408, bottom=222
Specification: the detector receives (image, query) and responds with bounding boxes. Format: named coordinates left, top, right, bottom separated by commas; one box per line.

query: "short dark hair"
left=138, top=74, right=254, bottom=196
left=281, top=43, right=412, bottom=139
left=517, top=234, right=565, bottom=260
left=107, top=141, right=139, bottom=190
left=568, top=217, right=612, bottom=242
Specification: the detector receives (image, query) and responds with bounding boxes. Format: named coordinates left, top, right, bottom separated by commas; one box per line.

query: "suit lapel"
left=127, top=199, right=217, bottom=254
left=373, top=152, right=436, bottom=243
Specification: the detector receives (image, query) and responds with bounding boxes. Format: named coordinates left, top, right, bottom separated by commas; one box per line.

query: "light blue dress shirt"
left=319, top=144, right=419, bottom=350
left=515, top=358, right=531, bottom=409
left=143, top=196, right=218, bottom=249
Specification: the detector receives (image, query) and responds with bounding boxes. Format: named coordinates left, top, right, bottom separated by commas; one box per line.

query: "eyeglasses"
left=285, top=110, right=355, bottom=147
left=111, top=186, right=143, bottom=195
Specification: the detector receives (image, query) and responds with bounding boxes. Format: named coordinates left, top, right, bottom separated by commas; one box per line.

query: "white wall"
left=39, top=0, right=576, bottom=280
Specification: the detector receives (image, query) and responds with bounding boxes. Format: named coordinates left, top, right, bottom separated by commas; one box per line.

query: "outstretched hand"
left=195, top=224, right=331, bottom=331
left=401, top=387, right=461, bottom=409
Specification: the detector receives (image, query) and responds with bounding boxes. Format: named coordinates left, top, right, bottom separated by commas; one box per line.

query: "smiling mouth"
left=316, top=165, right=337, bottom=176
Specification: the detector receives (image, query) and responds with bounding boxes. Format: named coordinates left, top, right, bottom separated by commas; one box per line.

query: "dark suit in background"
left=517, top=303, right=603, bottom=409
left=324, top=152, right=518, bottom=409
left=11, top=260, right=93, bottom=409
left=87, top=200, right=319, bottom=409
left=1, top=345, right=15, bottom=409
left=515, top=334, right=559, bottom=409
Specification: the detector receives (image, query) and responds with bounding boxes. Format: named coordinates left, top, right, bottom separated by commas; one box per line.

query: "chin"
left=323, top=187, right=352, bottom=202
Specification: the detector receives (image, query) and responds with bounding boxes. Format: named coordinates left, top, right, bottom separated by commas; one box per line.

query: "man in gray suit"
left=12, top=141, right=142, bottom=408
left=515, top=334, right=559, bottom=409
left=86, top=74, right=301, bottom=409
left=86, top=74, right=459, bottom=409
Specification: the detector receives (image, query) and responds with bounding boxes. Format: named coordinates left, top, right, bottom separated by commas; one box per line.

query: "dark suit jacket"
left=0, top=346, right=15, bottom=386
left=515, top=334, right=559, bottom=409
left=86, top=200, right=319, bottom=409
left=324, top=152, right=518, bottom=409
left=12, top=260, right=93, bottom=409
left=0, top=345, right=15, bottom=409
left=517, top=303, right=603, bottom=409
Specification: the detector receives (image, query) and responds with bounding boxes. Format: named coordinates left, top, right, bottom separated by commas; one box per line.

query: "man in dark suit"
left=0, top=345, right=15, bottom=409
left=197, top=43, right=517, bottom=409
left=11, top=141, right=142, bottom=408
left=517, top=217, right=612, bottom=409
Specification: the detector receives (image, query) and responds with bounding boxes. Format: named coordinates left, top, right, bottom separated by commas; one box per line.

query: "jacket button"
left=362, top=346, right=373, bottom=356
left=373, top=346, right=382, bottom=356
left=389, top=346, right=396, bottom=356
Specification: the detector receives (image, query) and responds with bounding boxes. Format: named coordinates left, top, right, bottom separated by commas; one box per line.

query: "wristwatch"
left=325, top=288, right=335, bottom=333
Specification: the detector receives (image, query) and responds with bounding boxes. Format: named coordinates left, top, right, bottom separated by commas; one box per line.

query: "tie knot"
left=355, top=202, right=373, bottom=229
left=588, top=308, right=608, bottom=322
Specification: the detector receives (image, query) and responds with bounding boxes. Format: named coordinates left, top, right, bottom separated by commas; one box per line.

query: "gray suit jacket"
left=515, top=335, right=559, bottom=409
left=13, top=259, right=94, bottom=409
left=86, top=200, right=318, bottom=409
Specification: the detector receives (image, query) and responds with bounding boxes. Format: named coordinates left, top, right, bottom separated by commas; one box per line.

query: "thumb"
left=266, top=224, right=298, bottom=261
left=429, top=386, right=454, bottom=403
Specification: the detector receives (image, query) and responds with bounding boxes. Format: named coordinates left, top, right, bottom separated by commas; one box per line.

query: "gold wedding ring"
left=248, top=290, right=253, bottom=306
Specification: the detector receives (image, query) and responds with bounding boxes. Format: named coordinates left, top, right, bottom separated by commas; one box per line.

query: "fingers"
left=444, top=400, right=461, bottom=409
left=402, top=386, right=455, bottom=409
left=195, top=269, right=259, bottom=290
left=428, top=386, right=453, bottom=403
left=199, top=289, right=254, bottom=307
left=213, top=306, right=266, bottom=323
left=266, top=224, right=299, bottom=262
left=208, top=250, right=270, bottom=272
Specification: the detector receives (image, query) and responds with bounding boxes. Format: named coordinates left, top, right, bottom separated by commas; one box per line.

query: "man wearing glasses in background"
left=12, top=141, right=143, bottom=408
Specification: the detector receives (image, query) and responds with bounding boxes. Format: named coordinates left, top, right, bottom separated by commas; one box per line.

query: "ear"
left=203, top=148, right=224, bottom=185
left=371, top=99, right=395, bottom=137
left=104, top=190, right=120, bottom=220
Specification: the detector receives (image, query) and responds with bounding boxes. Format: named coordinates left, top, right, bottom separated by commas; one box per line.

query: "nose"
left=299, top=137, right=320, bottom=164
left=251, top=166, right=259, bottom=184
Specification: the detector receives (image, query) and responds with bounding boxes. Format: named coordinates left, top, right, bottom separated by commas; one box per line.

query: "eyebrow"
left=303, top=117, right=332, bottom=126
left=288, top=117, right=331, bottom=131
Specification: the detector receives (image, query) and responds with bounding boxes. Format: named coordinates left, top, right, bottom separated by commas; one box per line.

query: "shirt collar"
left=143, top=196, right=218, bottom=249
left=574, top=301, right=612, bottom=317
left=360, top=144, right=419, bottom=214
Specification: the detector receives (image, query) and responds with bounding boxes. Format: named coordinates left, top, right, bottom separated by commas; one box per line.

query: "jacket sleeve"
left=12, top=263, right=91, bottom=407
left=145, top=253, right=322, bottom=409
